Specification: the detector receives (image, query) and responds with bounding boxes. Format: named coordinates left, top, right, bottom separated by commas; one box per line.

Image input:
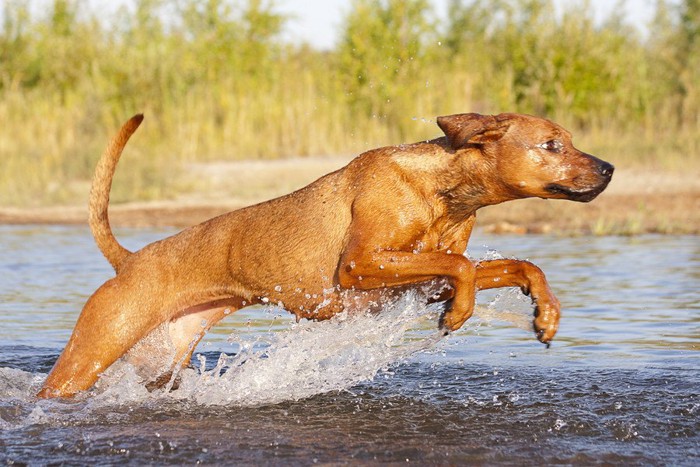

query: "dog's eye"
left=538, top=140, right=563, bottom=152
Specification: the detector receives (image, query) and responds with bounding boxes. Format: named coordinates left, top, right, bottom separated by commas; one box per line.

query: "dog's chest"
left=415, top=215, right=476, bottom=255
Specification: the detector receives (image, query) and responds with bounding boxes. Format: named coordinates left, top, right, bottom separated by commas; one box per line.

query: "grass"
left=1, top=0, right=699, bottom=220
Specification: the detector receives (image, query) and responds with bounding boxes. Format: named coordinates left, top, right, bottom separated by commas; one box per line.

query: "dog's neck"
left=438, top=180, right=485, bottom=221
left=435, top=148, right=517, bottom=220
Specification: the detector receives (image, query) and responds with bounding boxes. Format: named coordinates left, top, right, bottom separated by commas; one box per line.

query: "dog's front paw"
left=533, top=295, right=560, bottom=345
left=439, top=299, right=475, bottom=334
left=437, top=300, right=455, bottom=335
left=435, top=297, right=453, bottom=314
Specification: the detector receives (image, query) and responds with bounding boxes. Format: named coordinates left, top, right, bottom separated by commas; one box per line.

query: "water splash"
left=0, top=278, right=537, bottom=426
left=190, top=297, right=444, bottom=406
left=481, top=287, right=534, bottom=331
left=75, top=285, right=533, bottom=410
left=96, top=290, right=446, bottom=407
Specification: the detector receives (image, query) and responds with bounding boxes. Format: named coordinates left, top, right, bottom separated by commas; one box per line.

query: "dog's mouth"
left=545, top=179, right=611, bottom=203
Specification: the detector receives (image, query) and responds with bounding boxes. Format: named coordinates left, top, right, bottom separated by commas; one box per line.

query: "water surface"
left=1, top=226, right=698, bottom=464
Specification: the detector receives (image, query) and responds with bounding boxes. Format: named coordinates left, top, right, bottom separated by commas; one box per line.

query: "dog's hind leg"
left=126, top=305, right=238, bottom=391
left=37, top=275, right=240, bottom=398
left=167, top=308, right=229, bottom=367
left=161, top=303, right=243, bottom=382
left=37, top=278, right=166, bottom=398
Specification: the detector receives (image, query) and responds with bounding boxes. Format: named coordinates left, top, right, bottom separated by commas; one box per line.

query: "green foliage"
left=338, top=0, right=434, bottom=123
left=0, top=0, right=698, bottom=205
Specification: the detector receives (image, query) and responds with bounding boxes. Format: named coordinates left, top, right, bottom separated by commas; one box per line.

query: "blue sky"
left=276, top=0, right=657, bottom=49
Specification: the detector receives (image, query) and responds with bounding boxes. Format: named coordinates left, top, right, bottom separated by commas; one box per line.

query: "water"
left=1, top=225, right=698, bottom=464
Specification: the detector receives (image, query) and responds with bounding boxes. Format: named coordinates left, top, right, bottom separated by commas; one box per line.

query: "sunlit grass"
left=2, top=83, right=699, bottom=207
left=1, top=0, right=699, bottom=207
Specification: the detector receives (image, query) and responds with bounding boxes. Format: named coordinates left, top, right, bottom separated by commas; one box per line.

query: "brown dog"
left=38, top=112, right=613, bottom=398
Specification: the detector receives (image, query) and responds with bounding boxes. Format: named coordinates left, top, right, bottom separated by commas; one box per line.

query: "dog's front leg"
left=475, top=259, right=560, bottom=344
left=339, top=250, right=476, bottom=331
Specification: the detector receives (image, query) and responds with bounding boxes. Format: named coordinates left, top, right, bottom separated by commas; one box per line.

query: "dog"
left=37, top=112, right=614, bottom=398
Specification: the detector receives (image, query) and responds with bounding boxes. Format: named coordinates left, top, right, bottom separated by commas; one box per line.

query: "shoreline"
left=1, top=190, right=697, bottom=236
left=1, top=161, right=698, bottom=235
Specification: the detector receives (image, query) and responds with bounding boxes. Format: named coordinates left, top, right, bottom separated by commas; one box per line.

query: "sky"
left=275, top=0, right=658, bottom=49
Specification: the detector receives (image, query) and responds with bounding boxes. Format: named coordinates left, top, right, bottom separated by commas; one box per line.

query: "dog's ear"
left=437, top=113, right=511, bottom=150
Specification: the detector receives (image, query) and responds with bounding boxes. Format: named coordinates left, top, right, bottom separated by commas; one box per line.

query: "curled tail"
left=89, top=114, right=144, bottom=272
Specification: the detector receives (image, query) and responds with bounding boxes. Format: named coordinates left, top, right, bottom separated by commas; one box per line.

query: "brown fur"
left=37, top=112, right=613, bottom=398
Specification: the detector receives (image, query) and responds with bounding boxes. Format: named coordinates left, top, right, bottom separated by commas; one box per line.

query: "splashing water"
left=179, top=294, right=448, bottom=406
left=481, top=287, right=534, bottom=331
left=0, top=242, right=548, bottom=435
left=94, top=290, right=449, bottom=407
left=0, top=286, right=536, bottom=426
left=100, top=276, right=535, bottom=407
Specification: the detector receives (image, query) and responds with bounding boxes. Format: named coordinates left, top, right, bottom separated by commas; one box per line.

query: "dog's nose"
left=598, top=161, right=615, bottom=178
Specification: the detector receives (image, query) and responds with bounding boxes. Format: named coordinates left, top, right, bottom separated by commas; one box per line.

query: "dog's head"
left=437, top=113, right=614, bottom=203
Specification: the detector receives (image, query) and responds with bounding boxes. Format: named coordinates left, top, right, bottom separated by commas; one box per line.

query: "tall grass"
left=0, top=0, right=699, bottom=205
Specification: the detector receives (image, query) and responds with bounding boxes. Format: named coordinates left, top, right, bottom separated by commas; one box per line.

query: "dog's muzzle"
left=546, top=160, right=615, bottom=202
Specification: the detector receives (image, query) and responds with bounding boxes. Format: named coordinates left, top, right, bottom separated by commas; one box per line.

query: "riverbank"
left=1, top=160, right=698, bottom=235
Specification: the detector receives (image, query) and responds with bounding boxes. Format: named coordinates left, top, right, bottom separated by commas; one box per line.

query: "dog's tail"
left=89, top=114, right=144, bottom=272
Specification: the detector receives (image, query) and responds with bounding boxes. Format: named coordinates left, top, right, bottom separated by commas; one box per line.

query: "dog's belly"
left=281, top=278, right=451, bottom=322
left=278, top=289, right=381, bottom=321
left=266, top=284, right=343, bottom=321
